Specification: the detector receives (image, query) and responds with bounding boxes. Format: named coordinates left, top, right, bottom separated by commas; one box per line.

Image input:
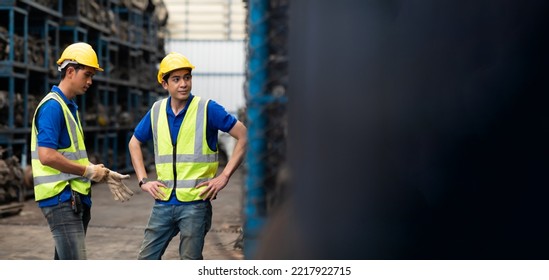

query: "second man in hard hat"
left=31, top=42, right=134, bottom=260
left=128, top=52, right=248, bottom=259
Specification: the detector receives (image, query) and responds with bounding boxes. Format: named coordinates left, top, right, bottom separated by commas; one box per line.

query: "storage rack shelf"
left=0, top=0, right=166, bottom=175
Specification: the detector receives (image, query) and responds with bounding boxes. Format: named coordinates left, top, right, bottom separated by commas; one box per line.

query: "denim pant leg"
left=138, top=204, right=179, bottom=260
left=176, top=201, right=212, bottom=260
left=41, top=201, right=91, bottom=260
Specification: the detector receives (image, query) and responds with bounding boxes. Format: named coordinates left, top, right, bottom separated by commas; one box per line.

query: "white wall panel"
left=164, top=0, right=246, bottom=40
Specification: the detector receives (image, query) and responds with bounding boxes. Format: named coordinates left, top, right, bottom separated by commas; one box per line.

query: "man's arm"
left=128, top=135, right=147, bottom=182
left=197, top=120, right=247, bottom=200
left=129, top=135, right=167, bottom=199
left=38, top=147, right=108, bottom=182
left=220, top=120, right=247, bottom=179
left=38, top=146, right=87, bottom=176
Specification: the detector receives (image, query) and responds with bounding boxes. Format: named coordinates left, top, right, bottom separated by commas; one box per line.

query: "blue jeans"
left=41, top=201, right=91, bottom=260
left=138, top=201, right=212, bottom=260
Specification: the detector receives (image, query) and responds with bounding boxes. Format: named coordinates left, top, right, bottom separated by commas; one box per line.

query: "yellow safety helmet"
left=56, top=42, right=103, bottom=72
left=157, top=52, right=195, bottom=84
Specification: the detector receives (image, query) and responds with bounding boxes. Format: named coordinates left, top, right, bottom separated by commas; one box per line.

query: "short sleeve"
left=35, top=100, right=64, bottom=149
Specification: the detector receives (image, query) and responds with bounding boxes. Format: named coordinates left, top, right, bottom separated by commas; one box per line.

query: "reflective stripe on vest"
left=151, top=96, right=219, bottom=202
left=31, top=92, right=91, bottom=201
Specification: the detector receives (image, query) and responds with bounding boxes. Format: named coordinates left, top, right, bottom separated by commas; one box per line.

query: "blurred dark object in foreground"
left=255, top=0, right=549, bottom=259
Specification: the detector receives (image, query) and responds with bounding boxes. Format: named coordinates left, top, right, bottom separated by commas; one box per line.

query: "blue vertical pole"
left=245, top=0, right=269, bottom=259
left=8, top=8, right=15, bottom=130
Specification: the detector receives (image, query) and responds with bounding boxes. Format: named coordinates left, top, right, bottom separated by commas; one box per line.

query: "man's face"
left=70, top=65, right=96, bottom=96
left=163, top=68, right=192, bottom=102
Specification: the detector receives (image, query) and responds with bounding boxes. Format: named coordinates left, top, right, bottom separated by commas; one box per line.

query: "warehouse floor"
left=0, top=168, right=245, bottom=260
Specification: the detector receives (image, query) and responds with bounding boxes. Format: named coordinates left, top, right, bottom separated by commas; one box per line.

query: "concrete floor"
left=0, top=168, right=245, bottom=260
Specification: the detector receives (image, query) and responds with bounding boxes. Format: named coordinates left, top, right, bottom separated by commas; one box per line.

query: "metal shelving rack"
left=0, top=0, right=166, bottom=177
left=0, top=5, right=28, bottom=164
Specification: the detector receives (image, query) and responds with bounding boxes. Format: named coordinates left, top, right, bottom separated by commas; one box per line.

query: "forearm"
left=38, top=147, right=86, bottom=176
left=129, top=136, right=148, bottom=181
left=220, top=121, right=248, bottom=179
left=220, top=138, right=246, bottom=178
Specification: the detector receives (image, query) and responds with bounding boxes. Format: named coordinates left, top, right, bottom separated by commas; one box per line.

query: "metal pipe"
left=244, top=0, right=269, bottom=259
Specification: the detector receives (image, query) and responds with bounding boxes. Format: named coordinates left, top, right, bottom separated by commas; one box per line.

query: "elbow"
left=38, top=153, right=54, bottom=167
left=39, top=157, right=48, bottom=166
left=128, top=136, right=140, bottom=153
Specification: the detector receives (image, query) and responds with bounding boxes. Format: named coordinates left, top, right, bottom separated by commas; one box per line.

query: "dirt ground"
left=0, top=168, right=245, bottom=260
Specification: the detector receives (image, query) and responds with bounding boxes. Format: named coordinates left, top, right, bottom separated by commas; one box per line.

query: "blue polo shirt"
left=35, top=86, right=92, bottom=208
left=133, top=94, right=237, bottom=205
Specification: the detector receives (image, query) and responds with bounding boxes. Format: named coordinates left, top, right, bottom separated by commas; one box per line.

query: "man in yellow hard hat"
left=128, top=52, right=248, bottom=259
left=31, top=42, right=134, bottom=260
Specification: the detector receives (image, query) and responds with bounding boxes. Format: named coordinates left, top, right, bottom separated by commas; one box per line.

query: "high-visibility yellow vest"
left=151, top=96, right=218, bottom=201
left=31, top=92, right=91, bottom=201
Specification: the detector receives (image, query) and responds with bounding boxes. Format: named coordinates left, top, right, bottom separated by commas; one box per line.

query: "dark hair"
left=162, top=73, right=170, bottom=83
left=162, top=68, right=192, bottom=83
left=60, top=63, right=84, bottom=79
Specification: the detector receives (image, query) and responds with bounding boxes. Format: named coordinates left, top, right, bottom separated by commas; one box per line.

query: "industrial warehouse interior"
left=0, top=0, right=286, bottom=261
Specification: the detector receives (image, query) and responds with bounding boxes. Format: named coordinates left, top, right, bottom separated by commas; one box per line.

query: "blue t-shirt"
left=133, top=94, right=237, bottom=205
left=35, top=86, right=92, bottom=208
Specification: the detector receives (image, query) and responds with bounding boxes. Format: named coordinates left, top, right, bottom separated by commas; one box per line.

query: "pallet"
left=0, top=202, right=23, bottom=216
